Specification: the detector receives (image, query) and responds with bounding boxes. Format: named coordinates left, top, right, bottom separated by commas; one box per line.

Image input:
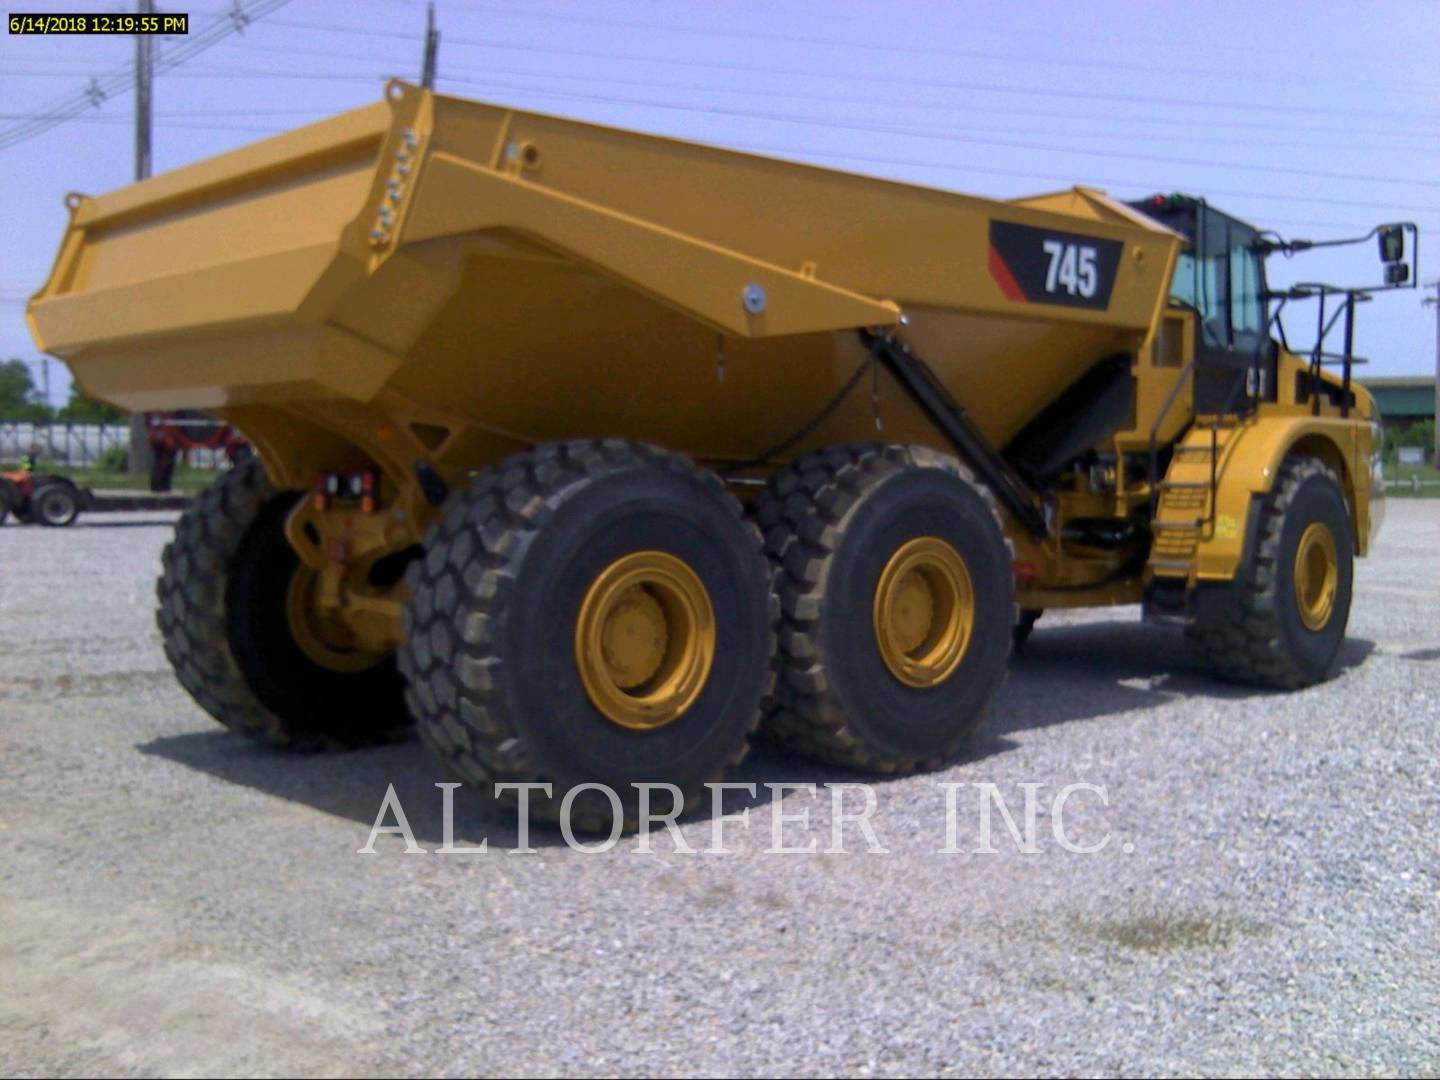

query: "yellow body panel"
left=1146, top=347, right=1377, bottom=589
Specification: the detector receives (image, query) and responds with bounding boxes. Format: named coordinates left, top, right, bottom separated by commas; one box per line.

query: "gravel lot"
left=1, top=501, right=1436, bottom=1077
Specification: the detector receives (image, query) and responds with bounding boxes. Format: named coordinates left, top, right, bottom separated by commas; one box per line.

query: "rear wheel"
left=400, top=440, right=774, bottom=831
left=756, top=444, right=1014, bottom=773
left=1187, top=455, right=1354, bottom=688
left=156, top=458, right=410, bottom=749
left=33, top=481, right=81, bottom=527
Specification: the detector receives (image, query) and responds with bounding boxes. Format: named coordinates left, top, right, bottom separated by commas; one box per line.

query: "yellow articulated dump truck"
left=29, top=82, right=1413, bottom=828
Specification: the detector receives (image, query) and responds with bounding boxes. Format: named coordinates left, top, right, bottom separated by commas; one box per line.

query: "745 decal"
left=988, top=221, right=1123, bottom=310
left=1042, top=239, right=1099, bottom=299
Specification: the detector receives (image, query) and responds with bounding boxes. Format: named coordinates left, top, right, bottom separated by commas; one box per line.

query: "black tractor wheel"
left=755, top=444, right=1015, bottom=773
left=156, top=458, right=411, bottom=749
left=1187, top=455, right=1354, bottom=689
left=400, top=439, right=774, bottom=832
left=32, top=480, right=82, bottom=527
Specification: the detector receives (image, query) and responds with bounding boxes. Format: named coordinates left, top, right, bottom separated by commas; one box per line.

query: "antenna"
left=421, top=2, right=440, bottom=90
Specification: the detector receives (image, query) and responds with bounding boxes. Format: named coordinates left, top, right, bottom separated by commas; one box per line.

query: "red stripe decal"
left=988, top=244, right=1027, bottom=302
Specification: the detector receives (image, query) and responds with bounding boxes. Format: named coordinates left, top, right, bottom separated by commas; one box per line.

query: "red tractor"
left=0, top=469, right=89, bottom=527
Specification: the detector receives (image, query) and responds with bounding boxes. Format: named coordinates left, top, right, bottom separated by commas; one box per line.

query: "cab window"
left=1166, top=209, right=1266, bottom=351
left=1169, top=251, right=1228, bottom=348
left=1229, top=244, right=1264, bottom=338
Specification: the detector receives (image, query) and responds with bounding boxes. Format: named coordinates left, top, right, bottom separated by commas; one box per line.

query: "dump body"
left=29, top=82, right=1181, bottom=502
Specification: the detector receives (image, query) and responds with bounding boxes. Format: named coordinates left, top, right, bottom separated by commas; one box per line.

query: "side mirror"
left=1385, top=262, right=1410, bottom=285
left=1378, top=225, right=1405, bottom=264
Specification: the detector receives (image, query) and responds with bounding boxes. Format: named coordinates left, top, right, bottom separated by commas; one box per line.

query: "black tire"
left=399, top=439, right=775, bottom=831
left=32, top=481, right=81, bottom=527
left=1187, top=455, right=1354, bottom=689
left=756, top=444, right=1015, bottom=773
left=1012, top=608, right=1043, bottom=653
left=156, top=458, right=410, bottom=750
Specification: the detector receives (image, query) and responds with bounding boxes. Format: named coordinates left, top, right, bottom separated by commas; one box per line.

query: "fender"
left=1191, top=414, right=1374, bottom=583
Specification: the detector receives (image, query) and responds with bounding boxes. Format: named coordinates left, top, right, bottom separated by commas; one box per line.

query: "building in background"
left=1362, top=375, right=1436, bottom=462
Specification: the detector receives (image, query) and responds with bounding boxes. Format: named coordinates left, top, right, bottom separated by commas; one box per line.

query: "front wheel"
left=1188, top=455, right=1354, bottom=688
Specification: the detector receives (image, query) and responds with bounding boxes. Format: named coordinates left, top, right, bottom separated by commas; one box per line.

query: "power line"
left=133, top=33, right=1440, bottom=157
left=66, top=29, right=1424, bottom=194
left=380, top=25, right=1440, bottom=139
left=424, top=75, right=1440, bottom=217
left=399, top=0, right=1440, bottom=80
left=0, top=0, right=296, bottom=150
left=414, top=67, right=1440, bottom=182
left=730, top=142, right=1434, bottom=234
left=412, top=0, right=1440, bottom=101
left=426, top=71, right=1440, bottom=194
left=4, top=22, right=1433, bottom=227
left=178, top=15, right=1440, bottom=140
left=10, top=65, right=1428, bottom=222
left=241, top=17, right=1440, bottom=137
left=264, top=14, right=420, bottom=40
left=432, top=28, right=1440, bottom=124
left=8, top=98, right=1432, bottom=162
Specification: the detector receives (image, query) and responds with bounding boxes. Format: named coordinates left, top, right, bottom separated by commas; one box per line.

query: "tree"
left=57, top=382, right=126, bottom=423
left=1395, top=419, right=1435, bottom=453
left=0, top=359, right=54, bottom=422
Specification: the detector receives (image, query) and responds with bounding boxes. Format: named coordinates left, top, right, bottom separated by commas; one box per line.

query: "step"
left=1148, top=558, right=1193, bottom=576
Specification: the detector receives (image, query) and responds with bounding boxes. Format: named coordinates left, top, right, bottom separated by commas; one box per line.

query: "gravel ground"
left=1, top=502, right=1436, bottom=1077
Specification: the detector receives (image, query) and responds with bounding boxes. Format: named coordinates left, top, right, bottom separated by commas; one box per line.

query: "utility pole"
left=128, top=0, right=156, bottom=479
left=1426, top=280, right=1439, bottom=466
left=135, top=0, right=153, bottom=183
left=421, top=2, right=440, bottom=89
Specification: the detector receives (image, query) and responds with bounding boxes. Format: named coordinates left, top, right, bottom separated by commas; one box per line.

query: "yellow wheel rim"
left=873, top=536, right=975, bottom=688
left=1293, top=521, right=1338, bottom=632
left=575, top=551, right=716, bottom=731
left=285, top=565, right=387, bottom=674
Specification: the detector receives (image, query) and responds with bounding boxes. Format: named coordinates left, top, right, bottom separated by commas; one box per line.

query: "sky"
left=2, top=0, right=1437, bottom=409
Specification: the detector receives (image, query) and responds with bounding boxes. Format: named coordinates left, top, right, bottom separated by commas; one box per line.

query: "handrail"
left=1147, top=356, right=1197, bottom=520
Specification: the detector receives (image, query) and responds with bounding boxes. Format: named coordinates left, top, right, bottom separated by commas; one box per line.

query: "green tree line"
left=0, top=357, right=125, bottom=423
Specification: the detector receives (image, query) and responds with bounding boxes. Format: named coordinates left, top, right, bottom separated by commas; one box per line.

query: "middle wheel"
left=756, top=444, right=1015, bottom=772
left=399, top=439, right=774, bottom=831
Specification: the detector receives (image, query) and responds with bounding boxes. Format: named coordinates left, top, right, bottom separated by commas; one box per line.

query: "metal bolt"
left=742, top=283, right=767, bottom=315
left=403, top=129, right=419, bottom=149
